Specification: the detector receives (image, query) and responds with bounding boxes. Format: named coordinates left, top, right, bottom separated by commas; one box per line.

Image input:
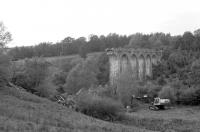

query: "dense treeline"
left=128, top=30, right=200, bottom=50
left=8, top=34, right=130, bottom=60
left=9, top=30, right=200, bottom=60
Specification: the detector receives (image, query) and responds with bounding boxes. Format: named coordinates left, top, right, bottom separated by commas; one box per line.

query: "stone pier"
left=106, top=48, right=162, bottom=85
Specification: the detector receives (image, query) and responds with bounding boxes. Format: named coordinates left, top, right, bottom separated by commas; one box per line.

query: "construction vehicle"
left=54, top=95, right=78, bottom=111
left=54, top=95, right=67, bottom=106
left=149, top=97, right=171, bottom=110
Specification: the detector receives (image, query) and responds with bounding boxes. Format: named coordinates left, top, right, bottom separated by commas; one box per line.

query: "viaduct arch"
left=106, top=48, right=162, bottom=85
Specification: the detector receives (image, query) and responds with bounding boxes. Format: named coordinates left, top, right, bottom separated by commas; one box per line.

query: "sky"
left=0, top=0, right=200, bottom=47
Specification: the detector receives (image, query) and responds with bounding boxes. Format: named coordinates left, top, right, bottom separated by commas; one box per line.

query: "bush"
left=179, top=87, right=200, bottom=105
left=146, top=82, right=162, bottom=99
left=134, top=85, right=148, bottom=97
left=11, top=57, right=50, bottom=92
left=95, top=53, right=109, bottom=85
left=76, top=91, right=123, bottom=121
left=24, top=57, right=50, bottom=88
left=190, top=59, right=200, bottom=85
left=88, top=85, right=116, bottom=98
left=117, top=70, right=139, bottom=107
left=35, top=80, right=58, bottom=98
left=0, top=54, right=10, bottom=87
left=159, top=85, right=177, bottom=104
left=52, top=71, right=67, bottom=86
left=11, top=72, right=31, bottom=89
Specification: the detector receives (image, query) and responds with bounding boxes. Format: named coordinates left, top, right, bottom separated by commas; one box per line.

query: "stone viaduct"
left=106, top=48, right=162, bottom=85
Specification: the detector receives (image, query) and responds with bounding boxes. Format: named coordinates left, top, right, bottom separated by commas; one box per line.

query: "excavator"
left=131, top=94, right=171, bottom=111
left=149, top=97, right=171, bottom=110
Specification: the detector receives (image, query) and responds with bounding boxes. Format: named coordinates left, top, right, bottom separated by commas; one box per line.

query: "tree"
left=180, top=32, right=194, bottom=50
left=88, top=34, right=102, bottom=52
left=0, top=22, right=12, bottom=87
left=24, top=57, right=50, bottom=88
left=194, top=29, right=200, bottom=37
left=128, top=33, right=148, bottom=48
left=12, top=57, right=50, bottom=90
left=148, top=33, right=171, bottom=49
left=0, top=22, right=12, bottom=49
left=96, top=53, right=109, bottom=85
left=77, top=37, right=88, bottom=59
left=64, top=60, right=98, bottom=94
left=117, top=69, right=137, bottom=107
left=189, top=59, right=200, bottom=86
left=61, top=37, right=74, bottom=43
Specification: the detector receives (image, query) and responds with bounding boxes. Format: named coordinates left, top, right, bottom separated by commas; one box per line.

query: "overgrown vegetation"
left=11, top=57, right=58, bottom=98
left=76, top=90, right=123, bottom=121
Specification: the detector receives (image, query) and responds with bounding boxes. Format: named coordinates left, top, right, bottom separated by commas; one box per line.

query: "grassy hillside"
left=0, top=86, right=151, bottom=132
left=14, top=52, right=102, bottom=67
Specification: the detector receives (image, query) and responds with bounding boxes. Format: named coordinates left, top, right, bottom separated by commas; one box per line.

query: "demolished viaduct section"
left=106, top=48, right=162, bottom=85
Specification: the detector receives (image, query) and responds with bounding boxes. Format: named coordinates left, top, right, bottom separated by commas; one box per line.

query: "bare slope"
left=0, top=87, right=152, bottom=132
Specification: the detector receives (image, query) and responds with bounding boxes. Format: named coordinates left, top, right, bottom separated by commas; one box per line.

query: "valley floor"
left=118, top=104, right=200, bottom=132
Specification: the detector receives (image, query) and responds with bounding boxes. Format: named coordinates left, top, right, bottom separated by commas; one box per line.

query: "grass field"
left=0, top=86, right=151, bottom=132
left=118, top=104, right=200, bottom=132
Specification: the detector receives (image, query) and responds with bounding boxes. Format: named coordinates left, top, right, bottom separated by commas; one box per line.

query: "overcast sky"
left=1, top=0, right=200, bottom=47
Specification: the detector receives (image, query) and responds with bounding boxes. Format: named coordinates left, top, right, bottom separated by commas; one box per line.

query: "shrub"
left=190, top=59, right=200, bottom=85
left=117, top=70, right=138, bottom=107
left=95, top=53, right=109, bottom=85
left=11, top=57, right=50, bottom=92
left=134, top=85, right=148, bottom=97
left=168, top=51, right=189, bottom=69
left=24, top=57, right=50, bottom=88
left=52, top=71, right=67, bottom=86
left=159, top=85, right=177, bottom=104
left=12, top=72, right=31, bottom=89
left=76, top=91, right=123, bottom=121
left=0, top=54, right=10, bottom=87
left=89, top=85, right=115, bottom=98
left=35, top=80, right=58, bottom=98
left=179, top=87, right=200, bottom=105
left=146, top=82, right=162, bottom=99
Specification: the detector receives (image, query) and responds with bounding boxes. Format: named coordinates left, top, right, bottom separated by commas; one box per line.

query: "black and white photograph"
left=0, top=0, right=200, bottom=131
